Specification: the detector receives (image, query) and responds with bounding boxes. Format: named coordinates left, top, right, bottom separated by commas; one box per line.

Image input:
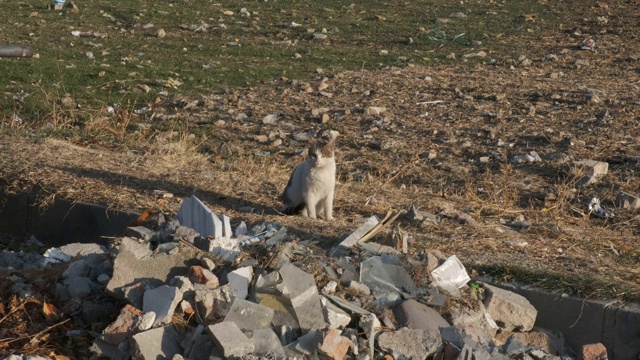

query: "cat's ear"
left=308, top=136, right=318, bottom=145
left=322, top=137, right=336, bottom=156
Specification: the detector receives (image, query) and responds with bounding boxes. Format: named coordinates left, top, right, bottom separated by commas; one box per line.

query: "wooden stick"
left=358, top=210, right=405, bottom=244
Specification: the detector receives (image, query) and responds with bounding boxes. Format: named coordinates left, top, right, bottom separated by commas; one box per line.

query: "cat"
left=282, top=131, right=338, bottom=220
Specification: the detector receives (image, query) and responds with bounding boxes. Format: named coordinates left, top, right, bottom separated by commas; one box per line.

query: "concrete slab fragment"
left=228, top=265, right=253, bottom=300
left=106, top=237, right=199, bottom=300
left=394, top=299, right=450, bottom=332
left=224, top=298, right=275, bottom=331
left=615, top=191, right=640, bottom=210
left=207, top=321, right=254, bottom=358
left=130, top=325, right=184, bottom=360
left=58, top=243, right=108, bottom=258
left=321, top=296, right=352, bottom=329
left=377, top=327, right=436, bottom=360
left=280, top=263, right=327, bottom=331
left=177, top=195, right=222, bottom=239
left=252, top=328, right=286, bottom=358
left=101, top=304, right=144, bottom=345
left=483, top=284, right=537, bottom=332
left=194, top=285, right=234, bottom=324
left=143, top=285, right=182, bottom=327
left=323, top=294, right=371, bottom=316
left=315, top=328, right=353, bottom=360
left=337, top=216, right=379, bottom=250
left=360, top=256, right=417, bottom=295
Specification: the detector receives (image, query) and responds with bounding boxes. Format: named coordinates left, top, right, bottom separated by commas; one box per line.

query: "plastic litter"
left=580, top=39, right=596, bottom=50
left=588, top=197, right=614, bottom=218
left=430, top=255, right=471, bottom=297
left=43, top=248, right=72, bottom=265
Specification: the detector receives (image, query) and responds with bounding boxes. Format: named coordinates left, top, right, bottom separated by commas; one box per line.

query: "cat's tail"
left=282, top=202, right=305, bottom=215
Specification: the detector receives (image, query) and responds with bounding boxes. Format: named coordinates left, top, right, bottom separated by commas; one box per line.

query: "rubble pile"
left=1, top=196, right=591, bottom=360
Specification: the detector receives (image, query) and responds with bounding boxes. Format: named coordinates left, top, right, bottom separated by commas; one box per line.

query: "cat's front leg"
left=305, top=196, right=317, bottom=219
left=323, top=192, right=334, bottom=221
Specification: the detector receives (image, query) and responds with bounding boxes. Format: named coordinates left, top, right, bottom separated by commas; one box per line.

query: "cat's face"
left=308, top=136, right=335, bottom=168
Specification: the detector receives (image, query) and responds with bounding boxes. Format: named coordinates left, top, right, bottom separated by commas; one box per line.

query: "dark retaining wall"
left=0, top=192, right=138, bottom=247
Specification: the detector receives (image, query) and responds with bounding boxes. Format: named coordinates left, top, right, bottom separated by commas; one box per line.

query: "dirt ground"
left=2, top=42, right=640, bottom=303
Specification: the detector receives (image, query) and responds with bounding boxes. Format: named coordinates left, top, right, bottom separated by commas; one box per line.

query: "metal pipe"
left=0, top=45, right=35, bottom=58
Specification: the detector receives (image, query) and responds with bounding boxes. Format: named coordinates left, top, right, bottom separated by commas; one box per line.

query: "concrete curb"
left=492, top=282, right=640, bottom=360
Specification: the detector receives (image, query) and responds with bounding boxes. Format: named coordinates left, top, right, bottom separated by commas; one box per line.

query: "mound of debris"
left=1, top=196, right=596, bottom=360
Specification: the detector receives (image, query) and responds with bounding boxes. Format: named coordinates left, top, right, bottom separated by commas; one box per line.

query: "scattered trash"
left=580, top=39, right=596, bottom=50
left=430, top=255, right=471, bottom=297
left=511, top=151, right=542, bottom=164
left=0, top=45, right=35, bottom=58
left=588, top=197, right=614, bottom=218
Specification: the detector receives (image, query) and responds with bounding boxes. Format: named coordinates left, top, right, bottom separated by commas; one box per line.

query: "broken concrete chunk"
left=106, top=238, right=199, bottom=300
left=169, top=276, right=195, bottom=296
left=358, top=313, right=381, bottom=336
left=284, top=329, right=318, bottom=357
left=194, top=285, right=234, bottom=324
left=324, top=294, right=371, bottom=316
left=207, top=321, right=254, bottom=358
left=615, top=191, right=640, bottom=210
left=58, top=243, right=108, bottom=258
left=142, top=285, right=182, bottom=327
left=126, top=226, right=156, bottom=241
left=348, top=281, right=371, bottom=295
left=188, top=266, right=219, bottom=289
left=321, top=296, right=352, bottom=329
left=315, top=328, right=353, bottom=360
left=280, top=263, right=327, bottom=331
left=511, top=329, right=566, bottom=356
left=579, top=342, right=608, bottom=360
left=227, top=265, right=253, bottom=300
left=336, top=216, right=379, bottom=252
left=252, top=328, right=286, bottom=358
left=483, top=284, right=537, bottom=332
left=223, top=298, right=275, bottom=331
left=449, top=301, right=499, bottom=343
left=393, top=299, right=450, bottom=332
left=573, top=159, right=609, bottom=187
left=130, top=326, right=184, bottom=360
left=122, top=282, right=150, bottom=309
left=360, top=256, right=417, bottom=295
left=430, top=255, right=470, bottom=297
left=101, top=304, right=144, bottom=345
left=65, top=277, right=93, bottom=299
left=377, top=327, right=436, bottom=360
left=90, top=337, right=130, bottom=360
left=177, top=195, right=223, bottom=239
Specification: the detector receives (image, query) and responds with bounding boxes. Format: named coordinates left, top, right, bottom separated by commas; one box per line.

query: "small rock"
left=262, top=113, right=279, bottom=124
left=348, top=281, right=371, bottom=295
left=365, top=106, right=386, bottom=116
left=449, top=12, right=467, bottom=18
left=188, top=266, right=219, bottom=288
left=579, top=343, right=608, bottom=360
left=322, top=281, right=338, bottom=294
left=315, top=328, right=353, bottom=360
left=157, top=29, right=166, bottom=38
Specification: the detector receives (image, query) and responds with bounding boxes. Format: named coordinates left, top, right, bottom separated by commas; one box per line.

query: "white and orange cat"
left=282, top=131, right=338, bottom=220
